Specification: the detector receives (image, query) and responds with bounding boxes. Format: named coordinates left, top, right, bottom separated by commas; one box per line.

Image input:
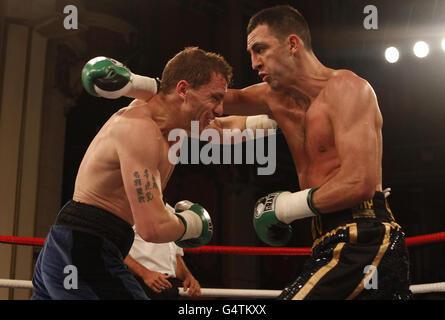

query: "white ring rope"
left=0, top=279, right=33, bottom=289
left=179, top=288, right=282, bottom=299
left=1, top=279, right=444, bottom=297
left=408, top=282, right=445, bottom=295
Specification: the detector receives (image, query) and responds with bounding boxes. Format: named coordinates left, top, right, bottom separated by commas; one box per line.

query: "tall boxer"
left=226, top=5, right=412, bottom=300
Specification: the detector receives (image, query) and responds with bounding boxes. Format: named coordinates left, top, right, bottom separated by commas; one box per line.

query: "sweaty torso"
left=72, top=106, right=175, bottom=225
left=264, top=77, right=382, bottom=190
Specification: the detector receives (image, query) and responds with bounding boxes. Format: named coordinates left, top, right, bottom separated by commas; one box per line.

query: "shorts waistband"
left=311, top=191, right=395, bottom=240
left=55, top=200, right=134, bottom=256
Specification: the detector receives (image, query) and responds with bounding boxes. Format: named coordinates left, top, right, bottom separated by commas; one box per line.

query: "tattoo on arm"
left=133, top=170, right=159, bottom=203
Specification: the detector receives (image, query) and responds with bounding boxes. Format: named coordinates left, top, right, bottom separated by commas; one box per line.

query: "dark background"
left=60, top=0, right=445, bottom=297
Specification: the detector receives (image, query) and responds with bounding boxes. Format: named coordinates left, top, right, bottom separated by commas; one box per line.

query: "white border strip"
left=1, top=279, right=444, bottom=298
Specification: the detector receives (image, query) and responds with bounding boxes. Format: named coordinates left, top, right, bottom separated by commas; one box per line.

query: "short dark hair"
left=160, top=47, right=233, bottom=94
left=247, top=5, right=312, bottom=51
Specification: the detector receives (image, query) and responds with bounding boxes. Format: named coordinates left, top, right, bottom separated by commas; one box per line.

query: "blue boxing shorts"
left=31, top=200, right=148, bottom=300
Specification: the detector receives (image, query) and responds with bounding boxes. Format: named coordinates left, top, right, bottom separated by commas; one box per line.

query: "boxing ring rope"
left=0, top=278, right=444, bottom=298
left=2, top=231, right=445, bottom=251
left=1, top=231, right=445, bottom=298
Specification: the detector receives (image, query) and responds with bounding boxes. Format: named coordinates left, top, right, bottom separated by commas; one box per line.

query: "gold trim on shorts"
left=292, top=241, right=346, bottom=300
left=346, top=222, right=392, bottom=299
left=312, top=223, right=357, bottom=249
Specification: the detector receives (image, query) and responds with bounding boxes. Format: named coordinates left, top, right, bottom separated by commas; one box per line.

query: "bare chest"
left=268, top=96, right=339, bottom=184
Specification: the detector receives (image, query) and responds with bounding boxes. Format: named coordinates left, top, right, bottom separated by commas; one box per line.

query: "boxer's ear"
left=176, top=80, right=189, bottom=100
left=288, top=34, right=302, bottom=55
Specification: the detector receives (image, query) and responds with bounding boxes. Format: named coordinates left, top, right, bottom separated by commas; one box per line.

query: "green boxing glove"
left=81, top=56, right=160, bottom=99
left=174, top=200, right=213, bottom=249
left=253, top=188, right=320, bottom=246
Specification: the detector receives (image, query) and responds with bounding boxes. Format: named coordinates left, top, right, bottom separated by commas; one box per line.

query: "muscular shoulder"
left=112, top=107, right=160, bottom=137
left=324, top=70, right=377, bottom=115
left=326, top=70, right=372, bottom=97
left=111, top=107, right=163, bottom=157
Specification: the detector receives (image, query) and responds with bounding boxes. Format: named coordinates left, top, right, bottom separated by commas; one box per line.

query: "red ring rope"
left=405, top=232, right=445, bottom=247
left=0, top=236, right=45, bottom=247
left=183, top=245, right=311, bottom=255
left=1, top=231, right=444, bottom=255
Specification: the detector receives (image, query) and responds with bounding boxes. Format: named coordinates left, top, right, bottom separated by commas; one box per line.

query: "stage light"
left=441, top=38, right=445, bottom=51
left=385, top=47, right=399, bottom=63
left=413, top=41, right=429, bottom=58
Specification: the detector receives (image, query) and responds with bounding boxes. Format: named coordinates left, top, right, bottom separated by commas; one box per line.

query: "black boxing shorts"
left=278, top=191, right=412, bottom=300
left=31, top=200, right=148, bottom=300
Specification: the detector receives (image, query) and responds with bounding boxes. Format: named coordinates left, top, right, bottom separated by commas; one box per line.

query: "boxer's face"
left=247, top=24, right=294, bottom=90
left=182, top=72, right=227, bottom=133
